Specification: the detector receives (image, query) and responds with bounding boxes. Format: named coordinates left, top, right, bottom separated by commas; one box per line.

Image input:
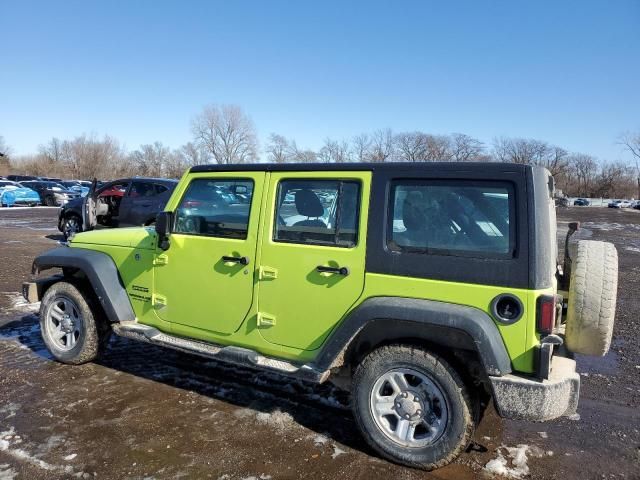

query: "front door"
left=153, top=173, right=264, bottom=336
left=257, top=172, right=370, bottom=351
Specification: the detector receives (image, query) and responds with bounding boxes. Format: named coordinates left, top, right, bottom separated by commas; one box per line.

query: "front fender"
left=32, top=246, right=135, bottom=322
left=314, top=296, right=512, bottom=376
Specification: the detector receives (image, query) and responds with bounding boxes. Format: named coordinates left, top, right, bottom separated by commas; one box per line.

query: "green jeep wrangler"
left=23, top=163, right=618, bottom=470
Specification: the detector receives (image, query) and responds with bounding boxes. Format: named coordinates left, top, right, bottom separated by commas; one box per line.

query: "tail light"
left=537, top=295, right=556, bottom=335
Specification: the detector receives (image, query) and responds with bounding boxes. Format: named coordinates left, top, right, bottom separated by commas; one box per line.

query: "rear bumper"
left=490, top=355, right=580, bottom=421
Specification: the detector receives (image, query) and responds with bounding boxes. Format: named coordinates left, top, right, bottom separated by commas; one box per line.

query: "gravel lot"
left=0, top=206, right=638, bottom=479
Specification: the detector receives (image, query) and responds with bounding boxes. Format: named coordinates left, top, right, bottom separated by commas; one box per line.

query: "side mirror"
left=155, top=211, right=172, bottom=250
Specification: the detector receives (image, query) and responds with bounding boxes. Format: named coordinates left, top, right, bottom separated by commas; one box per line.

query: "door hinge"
left=258, top=266, right=278, bottom=280
left=153, top=254, right=168, bottom=266
left=257, top=312, right=276, bottom=327
left=153, top=294, right=167, bottom=309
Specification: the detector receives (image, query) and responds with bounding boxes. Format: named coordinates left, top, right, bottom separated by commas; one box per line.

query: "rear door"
left=256, top=171, right=370, bottom=350
left=119, top=181, right=157, bottom=226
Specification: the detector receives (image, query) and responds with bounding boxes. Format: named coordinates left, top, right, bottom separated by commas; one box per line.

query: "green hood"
left=70, top=227, right=157, bottom=250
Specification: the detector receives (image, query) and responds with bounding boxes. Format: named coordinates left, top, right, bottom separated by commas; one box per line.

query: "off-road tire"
left=565, top=240, right=618, bottom=356
left=352, top=345, right=475, bottom=470
left=39, top=281, right=111, bottom=364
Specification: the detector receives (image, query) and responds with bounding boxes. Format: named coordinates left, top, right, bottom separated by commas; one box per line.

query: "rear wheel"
left=45, top=196, right=55, bottom=206
left=40, top=282, right=111, bottom=364
left=352, top=345, right=474, bottom=470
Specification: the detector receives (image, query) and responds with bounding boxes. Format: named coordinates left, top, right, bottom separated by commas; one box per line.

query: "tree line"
left=1, top=104, right=639, bottom=198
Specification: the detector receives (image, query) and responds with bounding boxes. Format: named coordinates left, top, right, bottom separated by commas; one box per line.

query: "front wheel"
left=40, top=282, right=111, bottom=364
left=352, top=345, right=475, bottom=470
left=62, top=214, right=83, bottom=239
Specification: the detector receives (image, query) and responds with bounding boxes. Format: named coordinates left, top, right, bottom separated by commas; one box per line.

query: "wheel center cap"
left=395, top=391, right=425, bottom=420
left=61, top=314, right=73, bottom=332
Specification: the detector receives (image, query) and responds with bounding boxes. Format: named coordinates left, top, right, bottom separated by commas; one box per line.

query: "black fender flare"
left=32, top=247, right=135, bottom=322
left=314, top=297, right=512, bottom=376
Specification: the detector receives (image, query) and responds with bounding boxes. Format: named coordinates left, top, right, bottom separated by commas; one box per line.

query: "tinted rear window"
left=388, top=181, right=514, bottom=257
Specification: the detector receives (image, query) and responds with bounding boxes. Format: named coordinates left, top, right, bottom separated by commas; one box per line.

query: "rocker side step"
left=112, top=321, right=329, bottom=383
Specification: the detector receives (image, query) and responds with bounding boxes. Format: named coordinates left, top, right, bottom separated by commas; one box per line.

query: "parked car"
left=7, top=174, right=39, bottom=182
left=632, top=200, right=640, bottom=210
left=573, top=198, right=590, bottom=206
left=25, top=163, right=618, bottom=471
left=58, top=177, right=178, bottom=239
left=0, top=180, right=41, bottom=206
left=608, top=199, right=632, bottom=208
left=60, top=181, right=90, bottom=197
left=18, top=181, right=81, bottom=206
left=554, top=196, right=569, bottom=207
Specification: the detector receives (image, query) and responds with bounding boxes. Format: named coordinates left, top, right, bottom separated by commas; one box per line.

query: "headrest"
left=295, top=189, right=324, bottom=217
left=402, top=191, right=427, bottom=232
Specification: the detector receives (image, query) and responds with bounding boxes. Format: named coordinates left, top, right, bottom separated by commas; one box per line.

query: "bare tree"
left=179, top=142, right=209, bottom=166
left=492, top=137, right=567, bottom=174
left=129, top=142, right=171, bottom=177
left=0, top=136, right=11, bottom=176
left=569, top=153, right=599, bottom=197
left=423, top=134, right=452, bottom=161
left=619, top=131, right=640, bottom=198
left=0, top=135, right=12, bottom=157
left=191, top=104, right=258, bottom=164
left=286, top=140, right=317, bottom=163
left=39, top=138, right=64, bottom=164
left=352, top=133, right=372, bottom=162
left=370, top=128, right=395, bottom=163
left=318, top=138, right=352, bottom=163
left=394, top=131, right=429, bottom=162
left=449, top=133, right=484, bottom=162
left=265, top=134, right=290, bottom=163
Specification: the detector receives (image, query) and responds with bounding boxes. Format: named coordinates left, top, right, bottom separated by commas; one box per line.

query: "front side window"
left=389, top=181, right=513, bottom=256
left=174, top=178, right=254, bottom=239
left=274, top=180, right=360, bottom=247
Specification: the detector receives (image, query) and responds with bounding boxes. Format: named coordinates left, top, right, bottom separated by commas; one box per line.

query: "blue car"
left=0, top=180, right=41, bottom=207
left=60, top=181, right=91, bottom=197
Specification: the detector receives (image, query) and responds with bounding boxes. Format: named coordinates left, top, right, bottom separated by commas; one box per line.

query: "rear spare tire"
left=565, top=240, right=618, bottom=356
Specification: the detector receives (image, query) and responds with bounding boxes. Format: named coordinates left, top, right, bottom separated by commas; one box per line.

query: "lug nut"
left=416, top=409, right=422, bottom=415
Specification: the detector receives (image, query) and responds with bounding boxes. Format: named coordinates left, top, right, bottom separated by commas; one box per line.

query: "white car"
left=608, top=200, right=632, bottom=208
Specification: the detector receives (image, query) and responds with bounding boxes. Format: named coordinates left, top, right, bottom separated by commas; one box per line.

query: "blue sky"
left=1, top=0, right=639, bottom=162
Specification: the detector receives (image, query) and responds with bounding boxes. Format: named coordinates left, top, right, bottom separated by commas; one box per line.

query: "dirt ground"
left=0, top=206, right=638, bottom=480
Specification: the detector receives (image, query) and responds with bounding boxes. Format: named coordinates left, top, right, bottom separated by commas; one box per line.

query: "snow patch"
left=255, top=409, right=294, bottom=432
left=0, top=404, right=20, bottom=420
left=0, top=426, right=85, bottom=476
left=312, top=434, right=328, bottom=446
left=484, top=444, right=548, bottom=479
left=64, top=453, right=77, bottom=461
left=331, top=444, right=346, bottom=459
left=1, top=292, right=40, bottom=314
left=0, top=464, right=18, bottom=480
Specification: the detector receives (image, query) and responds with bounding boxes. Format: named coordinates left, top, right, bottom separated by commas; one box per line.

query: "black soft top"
left=190, top=162, right=534, bottom=174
